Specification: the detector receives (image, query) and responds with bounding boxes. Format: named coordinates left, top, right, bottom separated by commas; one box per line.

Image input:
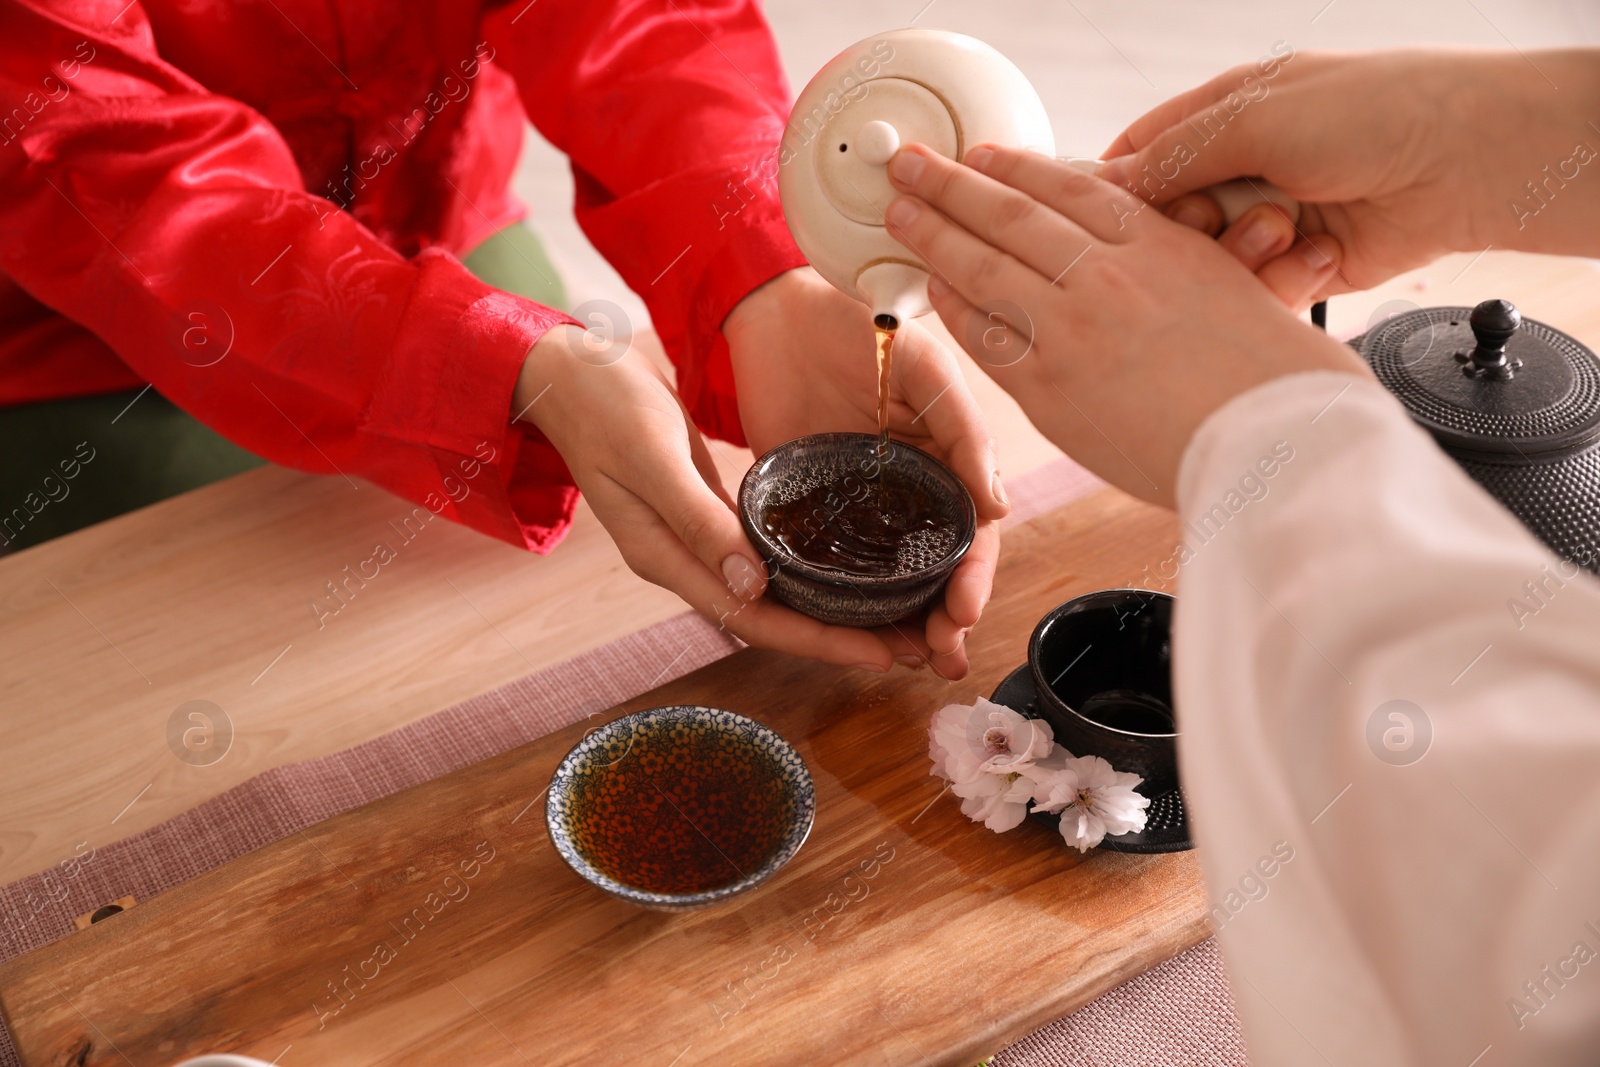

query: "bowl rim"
left=737, top=432, right=977, bottom=589
left=1027, top=588, right=1179, bottom=740
left=544, top=705, right=816, bottom=908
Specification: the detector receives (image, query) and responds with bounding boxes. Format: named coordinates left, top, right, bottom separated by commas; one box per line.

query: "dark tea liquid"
left=1078, top=689, right=1176, bottom=735
left=873, top=316, right=896, bottom=472
left=761, top=465, right=957, bottom=578
left=567, top=719, right=793, bottom=895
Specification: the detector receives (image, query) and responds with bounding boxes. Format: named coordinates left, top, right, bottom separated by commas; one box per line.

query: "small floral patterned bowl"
left=545, top=706, right=815, bottom=911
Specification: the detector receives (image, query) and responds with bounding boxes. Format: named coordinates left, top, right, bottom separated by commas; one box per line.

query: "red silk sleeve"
left=0, top=0, right=581, bottom=552
left=484, top=0, right=808, bottom=447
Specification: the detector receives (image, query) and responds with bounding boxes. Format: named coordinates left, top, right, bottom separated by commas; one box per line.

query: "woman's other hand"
left=1099, top=49, right=1600, bottom=302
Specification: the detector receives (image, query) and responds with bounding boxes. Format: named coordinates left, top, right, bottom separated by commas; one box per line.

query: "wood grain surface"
left=0, top=327, right=1064, bottom=888
left=0, top=489, right=1203, bottom=1067
left=1, top=251, right=1591, bottom=893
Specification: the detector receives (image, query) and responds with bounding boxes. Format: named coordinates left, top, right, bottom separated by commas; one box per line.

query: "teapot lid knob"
left=854, top=120, right=901, bottom=166
left=1461, top=299, right=1524, bottom=380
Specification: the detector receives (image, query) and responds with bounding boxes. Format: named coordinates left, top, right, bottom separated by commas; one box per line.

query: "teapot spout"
left=856, top=262, right=932, bottom=330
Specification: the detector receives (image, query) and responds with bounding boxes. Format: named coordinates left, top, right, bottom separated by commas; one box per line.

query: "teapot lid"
left=1356, top=299, right=1600, bottom=457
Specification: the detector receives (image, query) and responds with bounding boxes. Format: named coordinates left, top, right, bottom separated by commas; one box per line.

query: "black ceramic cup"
left=1026, top=589, right=1178, bottom=793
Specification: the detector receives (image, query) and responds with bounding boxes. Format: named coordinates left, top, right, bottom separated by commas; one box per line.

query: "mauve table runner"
left=0, top=458, right=1247, bottom=1067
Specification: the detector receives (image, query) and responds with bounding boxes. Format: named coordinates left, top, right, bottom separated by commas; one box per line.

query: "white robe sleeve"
left=1171, top=370, right=1600, bottom=1067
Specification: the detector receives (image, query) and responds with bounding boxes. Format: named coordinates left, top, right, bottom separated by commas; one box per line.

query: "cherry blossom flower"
left=1030, top=753, right=1150, bottom=852
left=927, top=698, right=1056, bottom=834
left=927, top=699, right=1149, bottom=848
left=950, top=769, right=1039, bottom=832
left=928, top=697, right=1055, bottom=783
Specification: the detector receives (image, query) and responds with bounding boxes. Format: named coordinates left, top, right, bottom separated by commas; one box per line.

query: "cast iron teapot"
left=1347, top=299, right=1600, bottom=572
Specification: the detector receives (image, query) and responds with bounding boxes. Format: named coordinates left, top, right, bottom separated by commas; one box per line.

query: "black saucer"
left=991, top=665, right=1194, bottom=854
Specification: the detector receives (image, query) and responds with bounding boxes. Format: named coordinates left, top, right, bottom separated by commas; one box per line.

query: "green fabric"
left=462, top=221, right=569, bottom=310
left=0, top=223, right=564, bottom=551
left=0, top=389, right=265, bottom=551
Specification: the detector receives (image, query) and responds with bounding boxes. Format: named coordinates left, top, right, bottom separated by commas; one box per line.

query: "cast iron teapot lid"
left=1356, top=299, right=1600, bottom=458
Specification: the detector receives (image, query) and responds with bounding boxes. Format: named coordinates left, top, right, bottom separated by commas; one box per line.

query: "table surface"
left=0, top=250, right=1595, bottom=1059
left=3, top=251, right=1595, bottom=891
left=0, top=325, right=1068, bottom=888
left=0, top=489, right=1215, bottom=1067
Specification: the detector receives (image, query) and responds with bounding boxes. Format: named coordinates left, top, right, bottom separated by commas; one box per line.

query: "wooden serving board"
left=0, top=489, right=1208, bottom=1067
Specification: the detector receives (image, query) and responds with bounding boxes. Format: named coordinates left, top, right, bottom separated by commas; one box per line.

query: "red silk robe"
left=0, top=0, right=805, bottom=549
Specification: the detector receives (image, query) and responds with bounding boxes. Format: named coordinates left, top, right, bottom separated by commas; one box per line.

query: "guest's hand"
left=724, top=267, right=1008, bottom=677
left=884, top=143, right=1368, bottom=508
left=517, top=325, right=902, bottom=674
left=1097, top=49, right=1600, bottom=302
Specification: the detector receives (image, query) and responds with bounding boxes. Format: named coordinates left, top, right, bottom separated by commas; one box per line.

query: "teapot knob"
left=854, top=120, right=901, bottom=166
left=1459, top=298, right=1523, bottom=381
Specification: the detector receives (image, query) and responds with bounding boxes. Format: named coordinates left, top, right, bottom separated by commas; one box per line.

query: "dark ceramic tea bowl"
left=545, top=706, right=814, bottom=911
left=1027, top=589, right=1179, bottom=794
left=738, top=432, right=976, bottom=628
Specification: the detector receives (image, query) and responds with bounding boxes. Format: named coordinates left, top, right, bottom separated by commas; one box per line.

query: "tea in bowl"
left=738, top=432, right=976, bottom=628
left=545, top=706, right=814, bottom=911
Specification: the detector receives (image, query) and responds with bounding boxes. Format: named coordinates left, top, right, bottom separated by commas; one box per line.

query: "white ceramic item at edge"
left=170, top=1057, right=274, bottom=1066
left=781, top=29, right=1302, bottom=327
left=779, top=29, right=1055, bottom=327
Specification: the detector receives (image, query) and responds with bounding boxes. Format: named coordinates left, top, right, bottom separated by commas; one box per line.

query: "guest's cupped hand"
left=515, top=326, right=896, bottom=674
left=517, top=295, right=1002, bottom=679
left=724, top=266, right=1008, bottom=678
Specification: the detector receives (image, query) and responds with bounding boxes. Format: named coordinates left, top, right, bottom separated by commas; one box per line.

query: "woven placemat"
left=0, top=457, right=1246, bottom=1066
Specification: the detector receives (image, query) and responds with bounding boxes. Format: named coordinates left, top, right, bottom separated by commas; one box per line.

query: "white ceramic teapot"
left=779, top=29, right=1299, bottom=327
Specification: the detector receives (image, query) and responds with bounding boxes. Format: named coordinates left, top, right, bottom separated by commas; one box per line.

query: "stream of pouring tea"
left=873, top=316, right=896, bottom=474
left=759, top=314, right=966, bottom=578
